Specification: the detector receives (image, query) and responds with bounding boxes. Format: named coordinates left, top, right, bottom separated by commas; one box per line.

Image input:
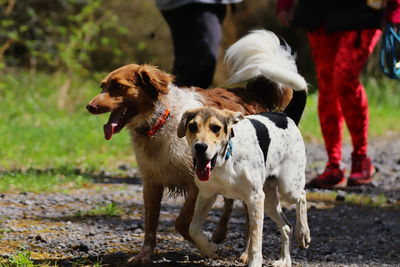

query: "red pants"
left=307, top=28, right=382, bottom=165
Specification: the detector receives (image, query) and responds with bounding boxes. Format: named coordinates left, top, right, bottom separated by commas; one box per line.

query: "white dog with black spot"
left=177, top=107, right=311, bottom=267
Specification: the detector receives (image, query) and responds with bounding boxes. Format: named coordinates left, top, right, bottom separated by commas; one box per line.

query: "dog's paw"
left=199, top=242, right=218, bottom=259
left=239, top=251, right=249, bottom=263
left=295, top=227, right=311, bottom=249
left=127, top=252, right=152, bottom=266
left=272, top=259, right=291, bottom=267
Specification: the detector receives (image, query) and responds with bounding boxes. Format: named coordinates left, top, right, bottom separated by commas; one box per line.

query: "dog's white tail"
left=224, top=30, right=307, bottom=91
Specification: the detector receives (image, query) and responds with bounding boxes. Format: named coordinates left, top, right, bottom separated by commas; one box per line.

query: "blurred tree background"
left=0, top=0, right=389, bottom=93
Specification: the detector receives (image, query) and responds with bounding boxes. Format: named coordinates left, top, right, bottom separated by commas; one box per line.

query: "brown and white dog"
left=86, top=30, right=307, bottom=265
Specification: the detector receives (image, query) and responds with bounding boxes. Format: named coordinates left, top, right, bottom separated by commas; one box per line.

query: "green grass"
left=0, top=169, right=90, bottom=193
left=0, top=70, right=399, bottom=193
left=1, top=251, right=103, bottom=267
left=307, top=191, right=390, bottom=207
left=345, top=193, right=388, bottom=207
left=0, top=71, right=135, bottom=171
left=5, top=251, right=37, bottom=267
left=73, top=202, right=123, bottom=217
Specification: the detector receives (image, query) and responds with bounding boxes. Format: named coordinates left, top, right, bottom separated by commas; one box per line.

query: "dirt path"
left=1, top=138, right=399, bottom=267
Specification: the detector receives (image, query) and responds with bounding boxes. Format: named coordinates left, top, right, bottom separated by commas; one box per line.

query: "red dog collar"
left=146, top=109, right=171, bottom=137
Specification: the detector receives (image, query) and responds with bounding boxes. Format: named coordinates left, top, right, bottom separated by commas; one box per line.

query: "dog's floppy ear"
left=230, top=111, right=244, bottom=138
left=231, top=111, right=244, bottom=124
left=222, top=109, right=244, bottom=125
left=177, top=110, right=194, bottom=138
left=221, top=109, right=243, bottom=138
left=138, top=65, right=174, bottom=99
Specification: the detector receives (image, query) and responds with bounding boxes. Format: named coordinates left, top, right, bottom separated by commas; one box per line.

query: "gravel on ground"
left=0, top=137, right=399, bottom=267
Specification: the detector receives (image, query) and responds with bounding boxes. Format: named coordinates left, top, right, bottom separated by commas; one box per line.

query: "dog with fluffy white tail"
left=177, top=107, right=311, bottom=267
left=87, top=29, right=308, bottom=266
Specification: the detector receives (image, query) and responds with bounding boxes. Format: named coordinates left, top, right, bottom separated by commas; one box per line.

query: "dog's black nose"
left=194, top=143, right=208, bottom=154
left=86, top=103, right=98, bottom=114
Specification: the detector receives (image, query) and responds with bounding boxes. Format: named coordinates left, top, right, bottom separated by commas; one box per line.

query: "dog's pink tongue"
left=103, top=109, right=123, bottom=140
left=104, top=123, right=117, bottom=140
left=196, top=160, right=211, bottom=181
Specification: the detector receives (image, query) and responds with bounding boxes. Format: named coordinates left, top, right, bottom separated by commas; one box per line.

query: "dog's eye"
left=210, top=125, right=221, bottom=133
left=110, top=80, right=126, bottom=91
left=188, top=123, right=198, bottom=133
left=115, top=83, right=126, bottom=90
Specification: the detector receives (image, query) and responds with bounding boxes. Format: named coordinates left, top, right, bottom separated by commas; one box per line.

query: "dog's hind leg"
left=277, top=168, right=311, bottom=250
left=263, top=183, right=292, bottom=267
left=212, top=197, right=234, bottom=244
left=295, top=191, right=311, bottom=249
left=189, top=193, right=218, bottom=258
left=128, top=181, right=164, bottom=266
left=175, top=185, right=198, bottom=241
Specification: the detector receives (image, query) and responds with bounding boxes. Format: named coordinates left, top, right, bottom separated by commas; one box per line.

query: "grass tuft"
left=307, top=191, right=390, bottom=207
left=73, top=202, right=123, bottom=217
left=6, top=251, right=36, bottom=267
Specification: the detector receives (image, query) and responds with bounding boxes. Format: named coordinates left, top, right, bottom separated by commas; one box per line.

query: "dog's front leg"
left=128, top=181, right=163, bottom=266
left=246, top=191, right=265, bottom=267
left=239, top=202, right=250, bottom=263
left=189, top=192, right=218, bottom=258
left=212, top=197, right=234, bottom=244
left=175, top=185, right=198, bottom=240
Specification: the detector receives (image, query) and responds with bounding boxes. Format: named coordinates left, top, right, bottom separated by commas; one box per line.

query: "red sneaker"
left=308, top=163, right=346, bottom=189
left=348, top=154, right=375, bottom=185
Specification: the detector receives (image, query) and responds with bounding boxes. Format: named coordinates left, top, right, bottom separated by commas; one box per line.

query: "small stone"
left=118, top=164, right=129, bottom=171
left=336, top=191, right=346, bottom=201
left=72, top=242, right=89, bottom=253
left=35, top=234, right=47, bottom=243
left=133, top=228, right=143, bottom=234
left=20, top=200, right=34, bottom=205
left=87, top=231, right=95, bottom=236
left=127, top=225, right=138, bottom=231
left=158, top=257, right=170, bottom=263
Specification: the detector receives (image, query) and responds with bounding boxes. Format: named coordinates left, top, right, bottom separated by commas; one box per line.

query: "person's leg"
left=308, top=28, right=343, bottom=166
left=333, top=29, right=382, bottom=184
left=161, top=3, right=226, bottom=88
left=307, top=28, right=347, bottom=188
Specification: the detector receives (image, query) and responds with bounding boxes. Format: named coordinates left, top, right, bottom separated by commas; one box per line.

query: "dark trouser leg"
left=161, top=3, right=227, bottom=88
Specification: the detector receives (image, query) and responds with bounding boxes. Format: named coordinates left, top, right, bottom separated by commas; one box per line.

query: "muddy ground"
left=0, top=137, right=399, bottom=267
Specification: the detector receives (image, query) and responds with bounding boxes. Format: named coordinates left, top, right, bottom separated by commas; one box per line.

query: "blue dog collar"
left=224, top=139, right=233, bottom=160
